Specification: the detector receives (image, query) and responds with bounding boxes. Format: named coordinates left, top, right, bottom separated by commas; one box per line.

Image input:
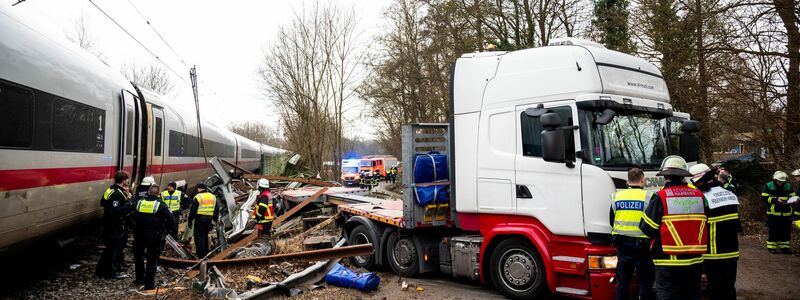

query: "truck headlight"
left=588, top=255, right=617, bottom=270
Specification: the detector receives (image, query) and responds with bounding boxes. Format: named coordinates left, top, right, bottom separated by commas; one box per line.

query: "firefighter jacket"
left=761, top=181, right=796, bottom=217
left=188, top=192, right=218, bottom=224
left=761, top=180, right=796, bottom=217
left=100, top=184, right=131, bottom=236
left=722, top=176, right=738, bottom=195
left=255, top=189, right=275, bottom=224
left=640, top=181, right=709, bottom=266
left=700, top=183, right=740, bottom=260
left=161, top=190, right=184, bottom=213
left=131, top=195, right=176, bottom=239
left=609, top=187, right=652, bottom=238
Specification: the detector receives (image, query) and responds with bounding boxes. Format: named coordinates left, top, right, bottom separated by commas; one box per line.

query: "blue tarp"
left=414, top=184, right=449, bottom=206
left=325, top=263, right=380, bottom=292
left=414, top=152, right=448, bottom=183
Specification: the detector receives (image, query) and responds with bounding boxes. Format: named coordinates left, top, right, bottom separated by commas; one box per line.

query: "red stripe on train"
left=0, top=166, right=117, bottom=191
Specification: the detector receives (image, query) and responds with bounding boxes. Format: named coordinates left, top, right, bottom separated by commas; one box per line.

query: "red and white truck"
left=332, top=38, right=701, bottom=299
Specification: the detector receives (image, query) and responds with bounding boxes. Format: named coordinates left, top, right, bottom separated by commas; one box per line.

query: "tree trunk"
left=774, top=0, right=800, bottom=162
left=695, top=0, right=713, bottom=161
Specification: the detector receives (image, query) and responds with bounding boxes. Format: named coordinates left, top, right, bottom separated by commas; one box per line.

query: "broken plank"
left=241, top=174, right=336, bottom=187
left=159, top=243, right=373, bottom=268
left=184, top=229, right=260, bottom=279
left=272, top=187, right=328, bottom=227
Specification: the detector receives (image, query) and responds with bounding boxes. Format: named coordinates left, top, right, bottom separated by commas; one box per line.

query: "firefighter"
left=690, top=164, right=740, bottom=300
left=254, top=178, right=275, bottom=236
left=762, top=171, right=796, bottom=254
left=160, top=182, right=187, bottom=238
left=136, top=176, right=156, bottom=200
left=96, top=171, right=132, bottom=280
left=359, top=171, right=367, bottom=189
left=131, top=184, right=176, bottom=290
left=717, top=167, right=738, bottom=195
left=370, top=171, right=379, bottom=190
left=639, top=155, right=708, bottom=300
left=389, top=166, right=398, bottom=183
left=188, top=183, right=218, bottom=258
left=609, top=167, right=655, bottom=300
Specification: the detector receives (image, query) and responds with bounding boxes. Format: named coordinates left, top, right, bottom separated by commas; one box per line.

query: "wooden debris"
left=272, top=187, right=328, bottom=227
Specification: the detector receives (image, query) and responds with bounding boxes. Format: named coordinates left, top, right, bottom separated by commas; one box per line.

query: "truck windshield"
left=342, top=167, right=359, bottom=174
left=587, top=111, right=669, bottom=169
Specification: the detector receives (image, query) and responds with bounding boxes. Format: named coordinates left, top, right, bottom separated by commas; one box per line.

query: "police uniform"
left=254, top=188, right=275, bottom=236
left=96, top=184, right=131, bottom=278
left=762, top=180, right=796, bottom=253
left=188, top=189, right=218, bottom=258
left=639, top=180, right=708, bottom=300
left=700, top=182, right=740, bottom=300
left=131, top=194, right=176, bottom=289
left=609, top=187, right=655, bottom=300
left=161, top=189, right=186, bottom=238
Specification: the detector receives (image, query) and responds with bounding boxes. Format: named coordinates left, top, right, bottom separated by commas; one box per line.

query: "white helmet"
left=689, top=163, right=711, bottom=183
left=791, top=169, right=800, bottom=176
left=657, top=155, right=692, bottom=177
left=773, top=171, right=788, bottom=182
left=141, top=176, right=156, bottom=186
left=257, top=178, right=270, bottom=189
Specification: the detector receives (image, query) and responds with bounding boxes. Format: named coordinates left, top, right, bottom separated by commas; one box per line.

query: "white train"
left=0, top=6, right=283, bottom=251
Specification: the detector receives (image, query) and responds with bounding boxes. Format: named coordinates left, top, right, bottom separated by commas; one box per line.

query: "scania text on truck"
left=337, top=38, right=701, bottom=299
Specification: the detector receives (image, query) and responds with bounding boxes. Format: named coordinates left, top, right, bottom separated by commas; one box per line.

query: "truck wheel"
left=490, top=238, right=546, bottom=300
left=347, top=225, right=375, bottom=269
left=387, top=232, right=419, bottom=277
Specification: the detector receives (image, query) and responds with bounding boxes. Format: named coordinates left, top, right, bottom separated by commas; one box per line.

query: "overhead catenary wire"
left=123, top=0, right=223, bottom=99
left=87, top=0, right=190, bottom=86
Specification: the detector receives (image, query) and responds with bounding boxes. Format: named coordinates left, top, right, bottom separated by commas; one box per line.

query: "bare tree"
left=64, top=12, right=106, bottom=61
left=121, top=63, right=175, bottom=95
left=227, top=121, right=285, bottom=148
left=258, top=2, right=362, bottom=176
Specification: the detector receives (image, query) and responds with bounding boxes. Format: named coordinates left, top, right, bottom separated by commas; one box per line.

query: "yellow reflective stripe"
left=708, top=213, right=739, bottom=223
left=664, top=220, right=683, bottom=246
left=136, top=200, right=159, bottom=214
left=767, top=211, right=792, bottom=216
left=704, top=251, right=739, bottom=260
left=652, top=256, right=704, bottom=266
left=698, top=219, right=706, bottom=244
left=662, top=214, right=706, bottom=221
left=662, top=245, right=707, bottom=252
left=642, top=215, right=659, bottom=229
left=761, top=193, right=771, bottom=197
left=710, top=222, right=717, bottom=254
left=103, top=188, right=114, bottom=200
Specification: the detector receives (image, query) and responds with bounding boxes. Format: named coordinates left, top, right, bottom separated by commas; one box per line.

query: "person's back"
left=132, top=185, right=175, bottom=289
left=610, top=167, right=655, bottom=300
left=188, top=183, right=217, bottom=258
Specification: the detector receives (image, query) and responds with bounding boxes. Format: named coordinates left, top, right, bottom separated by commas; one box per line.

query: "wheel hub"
left=502, top=251, right=535, bottom=289
left=352, top=233, right=369, bottom=264
left=394, top=238, right=416, bottom=267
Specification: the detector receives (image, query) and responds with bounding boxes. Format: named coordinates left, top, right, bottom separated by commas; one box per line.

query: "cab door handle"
left=516, top=185, right=532, bottom=199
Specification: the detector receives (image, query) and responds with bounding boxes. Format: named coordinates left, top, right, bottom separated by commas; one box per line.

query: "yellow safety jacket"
left=161, top=190, right=182, bottom=212
left=611, top=188, right=651, bottom=238
left=136, top=199, right=161, bottom=214
left=762, top=181, right=796, bottom=217
left=194, top=192, right=216, bottom=216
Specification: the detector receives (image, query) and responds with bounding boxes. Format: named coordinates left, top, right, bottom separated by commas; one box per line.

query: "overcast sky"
left=8, top=0, right=391, bottom=136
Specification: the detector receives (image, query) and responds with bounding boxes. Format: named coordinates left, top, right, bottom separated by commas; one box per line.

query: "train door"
left=150, top=107, right=166, bottom=185
left=120, top=90, right=142, bottom=183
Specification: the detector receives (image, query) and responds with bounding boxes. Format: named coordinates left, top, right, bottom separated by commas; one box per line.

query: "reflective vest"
left=194, top=192, right=216, bottom=216
left=102, top=185, right=128, bottom=203
left=161, top=190, right=182, bottom=212
left=657, top=186, right=708, bottom=254
left=761, top=181, right=796, bottom=217
left=611, top=188, right=651, bottom=238
left=136, top=199, right=161, bottom=214
left=703, top=186, right=740, bottom=260
left=254, top=190, right=275, bottom=223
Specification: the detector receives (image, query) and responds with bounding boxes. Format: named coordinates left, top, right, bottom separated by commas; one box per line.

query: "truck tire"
left=348, top=225, right=375, bottom=269
left=490, top=238, right=546, bottom=300
left=387, top=232, right=419, bottom=277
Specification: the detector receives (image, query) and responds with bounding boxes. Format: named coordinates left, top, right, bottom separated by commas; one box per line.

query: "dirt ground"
left=2, top=222, right=799, bottom=299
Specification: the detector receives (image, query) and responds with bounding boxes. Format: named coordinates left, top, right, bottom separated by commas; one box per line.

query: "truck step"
left=555, top=287, right=589, bottom=296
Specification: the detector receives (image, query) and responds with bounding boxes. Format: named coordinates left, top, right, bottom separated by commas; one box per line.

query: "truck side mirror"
left=541, top=112, right=566, bottom=163
left=679, top=120, right=701, bottom=162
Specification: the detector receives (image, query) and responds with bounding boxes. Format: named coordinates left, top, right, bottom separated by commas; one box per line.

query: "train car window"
left=0, top=82, right=35, bottom=148
left=126, top=110, right=133, bottom=155
left=52, top=97, right=105, bottom=153
left=169, top=130, right=183, bottom=156
left=154, top=117, right=163, bottom=155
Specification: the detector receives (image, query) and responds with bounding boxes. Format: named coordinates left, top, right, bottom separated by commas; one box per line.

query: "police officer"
left=690, top=164, right=740, bottom=300
left=639, top=156, right=708, bottom=300
left=254, top=178, right=276, bottom=236
left=188, top=183, right=218, bottom=258
left=762, top=171, right=796, bottom=253
left=131, top=184, right=176, bottom=290
left=96, top=171, right=132, bottom=279
left=161, top=182, right=187, bottom=238
left=609, top=167, right=655, bottom=300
